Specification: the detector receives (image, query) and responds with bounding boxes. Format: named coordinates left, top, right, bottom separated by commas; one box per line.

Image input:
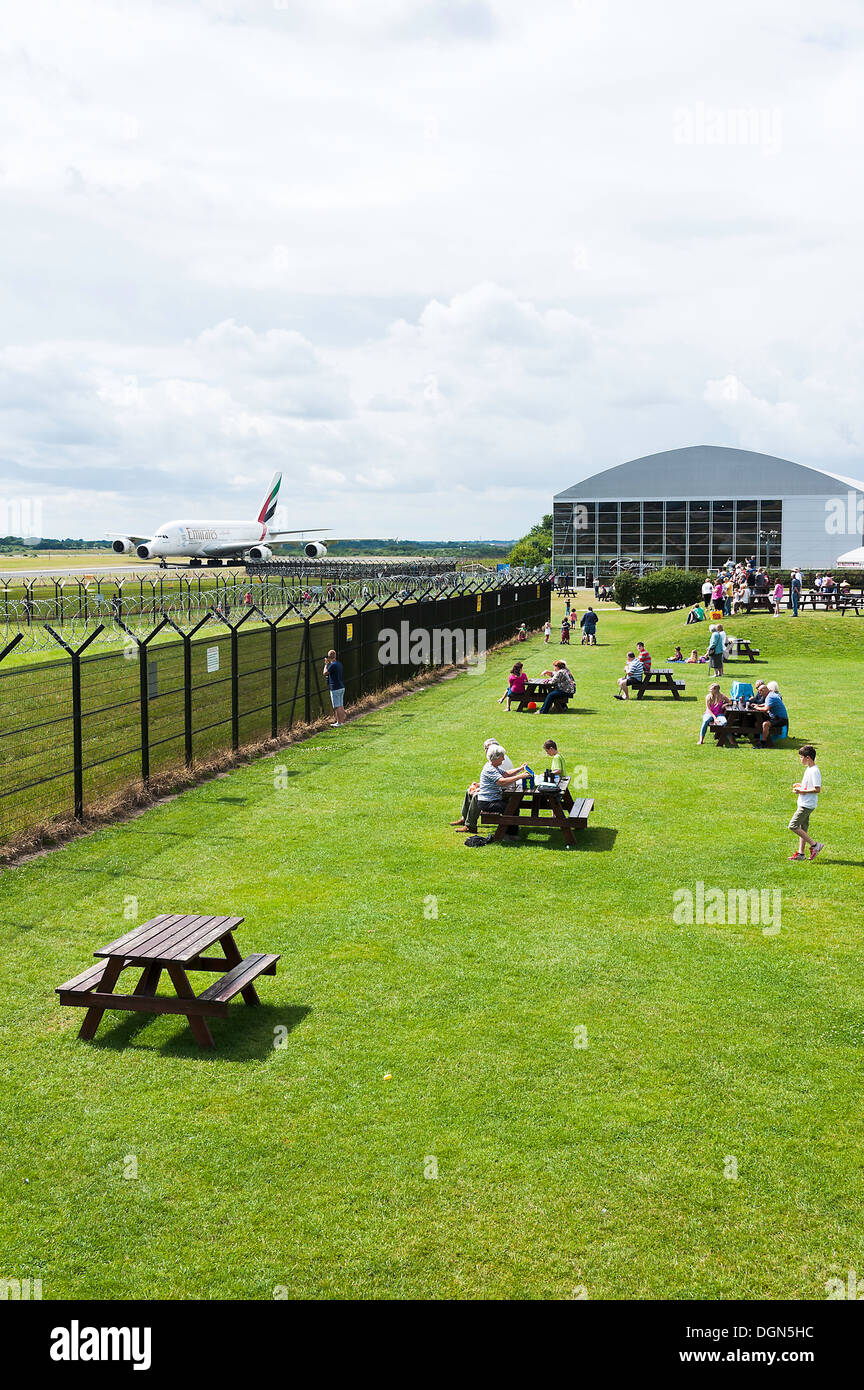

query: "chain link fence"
left=0, top=577, right=550, bottom=847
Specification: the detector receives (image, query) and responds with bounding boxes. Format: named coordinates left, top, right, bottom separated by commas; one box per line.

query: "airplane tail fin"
left=257, top=472, right=282, bottom=526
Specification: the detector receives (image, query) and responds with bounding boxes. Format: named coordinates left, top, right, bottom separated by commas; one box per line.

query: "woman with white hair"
left=451, top=739, right=514, bottom=829
left=453, top=744, right=527, bottom=834
left=751, top=680, right=789, bottom=747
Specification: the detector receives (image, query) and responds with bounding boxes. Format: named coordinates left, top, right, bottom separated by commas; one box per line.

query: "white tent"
left=836, top=545, right=864, bottom=567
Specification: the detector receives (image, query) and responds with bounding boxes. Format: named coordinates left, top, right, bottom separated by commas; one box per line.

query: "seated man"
left=539, top=660, right=575, bottom=713
left=615, top=651, right=644, bottom=700
left=452, top=739, right=513, bottom=830
left=751, top=680, right=788, bottom=746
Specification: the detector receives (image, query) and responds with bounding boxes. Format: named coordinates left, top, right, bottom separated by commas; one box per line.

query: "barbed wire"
left=0, top=568, right=550, bottom=654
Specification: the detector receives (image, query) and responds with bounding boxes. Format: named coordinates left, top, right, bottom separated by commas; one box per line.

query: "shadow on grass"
left=88, top=1002, right=311, bottom=1061
left=494, top=826, right=618, bottom=852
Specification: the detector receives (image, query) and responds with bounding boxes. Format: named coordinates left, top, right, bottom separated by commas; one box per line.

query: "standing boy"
left=789, top=745, right=823, bottom=861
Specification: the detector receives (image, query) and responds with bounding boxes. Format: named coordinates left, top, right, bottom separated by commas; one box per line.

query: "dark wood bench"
left=734, top=640, right=760, bottom=661
left=479, top=778, right=592, bottom=847
left=635, top=669, right=685, bottom=699
left=568, top=797, right=595, bottom=827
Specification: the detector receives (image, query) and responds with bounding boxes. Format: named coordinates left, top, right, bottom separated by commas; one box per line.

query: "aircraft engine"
left=246, top=545, right=273, bottom=562
left=112, top=537, right=135, bottom=554
left=304, top=541, right=327, bottom=559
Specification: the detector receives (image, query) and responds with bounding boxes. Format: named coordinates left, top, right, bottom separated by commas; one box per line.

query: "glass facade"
left=553, top=498, right=784, bottom=578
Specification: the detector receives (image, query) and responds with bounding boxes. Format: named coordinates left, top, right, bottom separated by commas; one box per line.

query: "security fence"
left=0, top=578, right=550, bottom=847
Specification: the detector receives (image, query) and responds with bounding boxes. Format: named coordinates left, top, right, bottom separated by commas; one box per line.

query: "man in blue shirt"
left=323, top=649, right=346, bottom=726
left=753, top=680, right=788, bottom=746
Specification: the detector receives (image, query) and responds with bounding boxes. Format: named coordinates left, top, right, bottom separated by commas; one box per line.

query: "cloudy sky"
left=2, top=0, right=863, bottom=540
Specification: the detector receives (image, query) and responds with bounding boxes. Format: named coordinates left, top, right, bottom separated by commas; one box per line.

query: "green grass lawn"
left=1, top=597, right=862, bottom=1300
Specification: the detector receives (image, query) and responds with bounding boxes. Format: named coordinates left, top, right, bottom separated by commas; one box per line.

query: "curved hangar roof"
left=554, top=445, right=864, bottom=501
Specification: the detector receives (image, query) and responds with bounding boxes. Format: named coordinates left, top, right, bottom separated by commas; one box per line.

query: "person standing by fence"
left=324, top=649, right=346, bottom=726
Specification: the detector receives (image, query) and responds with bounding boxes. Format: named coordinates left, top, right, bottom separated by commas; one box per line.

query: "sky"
left=1, top=0, right=864, bottom=540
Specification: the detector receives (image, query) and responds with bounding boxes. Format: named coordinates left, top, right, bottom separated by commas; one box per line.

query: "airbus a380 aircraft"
left=110, top=474, right=329, bottom=566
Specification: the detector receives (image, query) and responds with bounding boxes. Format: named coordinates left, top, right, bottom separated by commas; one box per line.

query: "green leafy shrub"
left=612, top=572, right=638, bottom=609
left=636, top=567, right=705, bottom=610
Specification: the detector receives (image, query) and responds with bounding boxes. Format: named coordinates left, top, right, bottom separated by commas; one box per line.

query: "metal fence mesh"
left=0, top=583, right=550, bottom=846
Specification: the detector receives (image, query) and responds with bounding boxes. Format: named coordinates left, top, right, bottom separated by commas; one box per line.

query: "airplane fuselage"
left=138, top=520, right=269, bottom=560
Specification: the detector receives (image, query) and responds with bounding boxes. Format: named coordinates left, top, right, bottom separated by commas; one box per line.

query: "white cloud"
left=1, top=1, right=864, bottom=536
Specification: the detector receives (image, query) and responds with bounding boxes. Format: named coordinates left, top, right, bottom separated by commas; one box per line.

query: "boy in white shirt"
left=789, top=745, right=823, bottom=861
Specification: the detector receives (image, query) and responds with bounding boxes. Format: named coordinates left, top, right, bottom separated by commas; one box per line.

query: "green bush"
left=636, top=567, right=705, bottom=610
left=612, top=572, right=638, bottom=609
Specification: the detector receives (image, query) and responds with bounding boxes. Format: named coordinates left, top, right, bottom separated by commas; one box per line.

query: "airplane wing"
left=268, top=527, right=332, bottom=537
left=106, top=532, right=150, bottom=545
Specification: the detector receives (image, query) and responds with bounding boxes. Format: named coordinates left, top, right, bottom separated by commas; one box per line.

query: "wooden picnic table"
left=800, top=590, right=862, bottom=615
left=480, top=776, right=594, bottom=848
left=635, top=668, right=685, bottom=699
left=728, top=638, right=760, bottom=662
left=56, top=913, right=279, bottom=1048
left=512, top=677, right=555, bottom=711
left=708, top=706, right=788, bottom=749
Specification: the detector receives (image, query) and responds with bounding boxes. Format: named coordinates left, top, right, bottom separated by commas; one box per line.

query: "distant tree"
left=509, top=514, right=553, bottom=568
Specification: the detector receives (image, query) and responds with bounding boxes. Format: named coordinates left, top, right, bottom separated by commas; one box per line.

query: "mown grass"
left=0, top=596, right=862, bottom=1300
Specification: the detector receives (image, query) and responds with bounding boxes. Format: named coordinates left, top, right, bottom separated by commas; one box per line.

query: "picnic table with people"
left=452, top=736, right=592, bottom=849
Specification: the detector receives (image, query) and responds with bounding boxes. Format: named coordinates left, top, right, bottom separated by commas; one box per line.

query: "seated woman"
left=540, top=660, right=575, bottom=713
left=498, top=662, right=529, bottom=709
left=698, top=683, right=729, bottom=744
left=685, top=648, right=700, bottom=663
left=686, top=603, right=705, bottom=624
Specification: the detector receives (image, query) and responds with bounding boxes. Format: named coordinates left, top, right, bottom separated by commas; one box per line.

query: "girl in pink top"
left=772, top=580, right=784, bottom=615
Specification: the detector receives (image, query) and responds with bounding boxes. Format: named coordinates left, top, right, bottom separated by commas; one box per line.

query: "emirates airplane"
left=110, top=473, right=329, bottom=567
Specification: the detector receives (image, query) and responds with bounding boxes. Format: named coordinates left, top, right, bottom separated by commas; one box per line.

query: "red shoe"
left=808, top=842, right=824, bottom=861
left=788, top=851, right=806, bottom=860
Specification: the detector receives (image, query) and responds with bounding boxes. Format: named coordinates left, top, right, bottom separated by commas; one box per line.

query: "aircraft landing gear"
left=189, top=558, right=202, bottom=567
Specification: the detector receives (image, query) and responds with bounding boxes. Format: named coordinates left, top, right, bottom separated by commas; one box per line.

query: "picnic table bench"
left=480, top=776, right=594, bottom=848
left=708, top=707, right=789, bottom=749
left=511, top=677, right=562, bottom=711
left=56, top=913, right=279, bottom=1048
left=800, top=590, right=862, bottom=614
left=729, top=638, right=760, bottom=662
left=635, top=668, right=685, bottom=699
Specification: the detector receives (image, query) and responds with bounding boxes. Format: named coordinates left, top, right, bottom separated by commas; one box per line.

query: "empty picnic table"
left=729, top=638, right=760, bottom=662
left=480, top=775, right=594, bottom=848
left=56, top=913, right=280, bottom=1048
left=635, top=668, right=685, bottom=699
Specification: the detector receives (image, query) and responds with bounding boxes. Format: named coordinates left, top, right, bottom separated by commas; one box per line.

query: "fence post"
left=165, top=614, right=210, bottom=767
left=45, top=624, right=105, bottom=820
left=252, top=606, right=291, bottom=739
left=0, top=633, right=24, bottom=664
left=116, top=617, right=170, bottom=787
left=212, top=608, right=255, bottom=752
left=303, top=618, right=312, bottom=723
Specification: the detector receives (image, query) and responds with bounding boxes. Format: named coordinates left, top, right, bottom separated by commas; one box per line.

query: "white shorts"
left=329, top=687, right=345, bottom=708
